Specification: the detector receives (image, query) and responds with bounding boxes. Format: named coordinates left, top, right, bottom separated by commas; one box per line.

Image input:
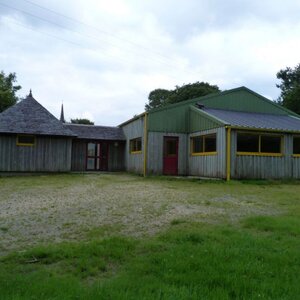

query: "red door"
left=163, top=137, right=178, bottom=175
left=86, top=142, right=109, bottom=171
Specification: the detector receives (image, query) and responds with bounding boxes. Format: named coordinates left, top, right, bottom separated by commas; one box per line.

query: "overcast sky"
left=1, top=0, right=300, bottom=125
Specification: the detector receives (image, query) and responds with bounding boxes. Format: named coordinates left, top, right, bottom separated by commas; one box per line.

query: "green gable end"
left=147, top=87, right=298, bottom=133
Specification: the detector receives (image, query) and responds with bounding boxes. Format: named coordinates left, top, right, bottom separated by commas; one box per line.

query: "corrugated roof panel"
left=202, top=108, right=300, bottom=132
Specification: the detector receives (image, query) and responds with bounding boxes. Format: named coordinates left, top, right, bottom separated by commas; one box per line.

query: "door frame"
left=85, top=141, right=109, bottom=171
left=163, top=136, right=179, bottom=175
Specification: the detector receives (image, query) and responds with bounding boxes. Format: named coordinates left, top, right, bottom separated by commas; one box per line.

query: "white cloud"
left=1, top=0, right=300, bottom=125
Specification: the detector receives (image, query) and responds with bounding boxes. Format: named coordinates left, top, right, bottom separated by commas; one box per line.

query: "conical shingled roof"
left=0, top=93, right=76, bottom=136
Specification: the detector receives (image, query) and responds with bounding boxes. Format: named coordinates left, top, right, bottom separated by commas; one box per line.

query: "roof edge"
left=118, top=112, right=145, bottom=127
left=239, top=87, right=300, bottom=117
left=189, top=105, right=228, bottom=126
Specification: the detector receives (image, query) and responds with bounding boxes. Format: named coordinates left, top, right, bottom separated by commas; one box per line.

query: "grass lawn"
left=0, top=174, right=299, bottom=299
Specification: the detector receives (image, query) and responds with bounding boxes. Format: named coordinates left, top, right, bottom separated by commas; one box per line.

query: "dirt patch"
left=0, top=174, right=282, bottom=255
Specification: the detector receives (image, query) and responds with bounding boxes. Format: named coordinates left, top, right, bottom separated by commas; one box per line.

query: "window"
left=130, top=137, right=142, bottom=153
left=293, top=136, right=300, bottom=155
left=16, top=135, right=35, bottom=146
left=237, top=132, right=282, bottom=156
left=191, top=134, right=217, bottom=155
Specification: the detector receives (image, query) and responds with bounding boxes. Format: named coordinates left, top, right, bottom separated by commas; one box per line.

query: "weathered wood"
left=231, top=131, right=297, bottom=179
left=147, top=132, right=187, bottom=175
left=121, top=117, right=144, bottom=174
left=0, top=134, right=72, bottom=172
left=188, top=127, right=226, bottom=178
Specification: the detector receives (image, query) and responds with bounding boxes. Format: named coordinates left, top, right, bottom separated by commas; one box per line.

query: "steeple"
left=29, top=89, right=33, bottom=97
left=60, top=103, right=65, bottom=123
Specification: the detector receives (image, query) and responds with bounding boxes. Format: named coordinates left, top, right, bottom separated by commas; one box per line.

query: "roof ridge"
left=148, top=86, right=246, bottom=114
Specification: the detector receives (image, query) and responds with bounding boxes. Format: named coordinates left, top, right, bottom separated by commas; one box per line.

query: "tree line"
left=1, top=64, right=300, bottom=122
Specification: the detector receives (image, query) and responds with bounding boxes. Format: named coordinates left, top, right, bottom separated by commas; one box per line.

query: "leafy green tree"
left=145, top=89, right=171, bottom=111
left=0, top=71, right=21, bottom=112
left=276, top=64, right=300, bottom=114
left=71, top=118, right=94, bottom=125
left=145, top=82, right=220, bottom=111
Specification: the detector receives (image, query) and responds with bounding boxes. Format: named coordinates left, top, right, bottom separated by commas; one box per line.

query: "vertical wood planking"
left=0, top=134, right=72, bottom=172
left=188, top=127, right=226, bottom=178
left=147, top=132, right=188, bottom=175
left=121, top=116, right=144, bottom=174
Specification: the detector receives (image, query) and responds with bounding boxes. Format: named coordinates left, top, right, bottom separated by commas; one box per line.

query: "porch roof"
left=65, top=124, right=125, bottom=140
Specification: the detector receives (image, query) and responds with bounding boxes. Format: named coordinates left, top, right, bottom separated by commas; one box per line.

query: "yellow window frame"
left=191, top=134, right=217, bottom=156
left=16, top=134, right=35, bottom=146
left=292, top=135, right=300, bottom=157
left=236, top=132, right=283, bottom=157
left=130, top=137, right=142, bottom=154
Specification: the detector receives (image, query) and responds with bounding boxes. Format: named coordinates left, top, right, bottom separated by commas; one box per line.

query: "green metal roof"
left=147, top=86, right=299, bottom=133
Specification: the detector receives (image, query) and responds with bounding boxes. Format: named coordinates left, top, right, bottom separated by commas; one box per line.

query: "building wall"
left=147, top=132, right=188, bottom=175
left=188, top=127, right=226, bottom=178
left=121, top=116, right=144, bottom=174
left=108, top=142, right=125, bottom=171
left=292, top=156, right=300, bottom=178
left=71, top=140, right=86, bottom=171
left=230, top=131, right=298, bottom=179
left=71, top=139, right=125, bottom=172
left=0, top=134, right=72, bottom=172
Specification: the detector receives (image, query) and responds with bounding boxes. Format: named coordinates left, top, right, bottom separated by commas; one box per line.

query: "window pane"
left=166, top=140, right=177, bottom=156
left=261, top=135, right=281, bottom=153
left=136, top=139, right=142, bottom=151
left=87, top=158, right=95, bottom=169
left=87, top=143, right=96, bottom=156
left=293, top=137, right=300, bottom=154
left=18, top=135, right=35, bottom=144
left=237, top=134, right=259, bottom=152
left=130, top=138, right=142, bottom=152
left=192, top=137, right=202, bottom=153
left=204, top=134, right=216, bottom=152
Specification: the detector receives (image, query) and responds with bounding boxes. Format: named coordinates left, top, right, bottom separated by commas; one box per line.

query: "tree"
left=145, top=81, right=220, bottom=111
left=0, top=71, right=21, bottom=112
left=145, top=89, right=171, bottom=111
left=71, top=118, right=94, bottom=125
left=276, top=64, right=300, bottom=114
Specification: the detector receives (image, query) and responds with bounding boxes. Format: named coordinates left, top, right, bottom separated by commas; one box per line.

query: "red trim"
left=85, top=141, right=109, bottom=171
left=163, top=136, right=179, bottom=175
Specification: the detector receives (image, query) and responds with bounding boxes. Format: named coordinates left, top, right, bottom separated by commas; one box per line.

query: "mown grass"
left=1, top=214, right=300, bottom=299
left=1, top=175, right=300, bottom=299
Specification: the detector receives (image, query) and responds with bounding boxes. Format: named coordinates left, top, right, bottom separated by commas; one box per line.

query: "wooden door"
left=86, top=142, right=109, bottom=171
left=163, top=137, right=178, bottom=175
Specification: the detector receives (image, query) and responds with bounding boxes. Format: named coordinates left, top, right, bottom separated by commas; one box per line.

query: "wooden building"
left=120, top=87, right=300, bottom=179
left=0, top=92, right=125, bottom=172
left=1, top=87, right=300, bottom=179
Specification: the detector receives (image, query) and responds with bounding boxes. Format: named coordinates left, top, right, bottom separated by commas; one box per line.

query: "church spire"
left=60, top=103, right=65, bottom=123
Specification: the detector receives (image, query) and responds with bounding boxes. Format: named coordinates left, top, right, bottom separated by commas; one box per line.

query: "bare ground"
left=0, top=173, right=282, bottom=256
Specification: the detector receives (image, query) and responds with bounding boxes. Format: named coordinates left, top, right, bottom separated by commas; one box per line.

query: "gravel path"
left=0, top=174, right=279, bottom=256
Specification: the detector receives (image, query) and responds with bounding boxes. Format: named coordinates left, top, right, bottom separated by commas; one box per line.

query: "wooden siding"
left=121, top=117, right=144, bottom=174
left=188, top=128, right=226, bottom=178
left=147, top=132, right=188, bottom=175
left=292, top=157, right=300, bottom=178
left=71, top=140, right=86, bottom=171
left=108, top=142, right=125, bottom=171
left=0, top=134, right=72, bottom=172
left=71, top=139, right=125, bottom=172
left=230, top=131, right=297, bottom=179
